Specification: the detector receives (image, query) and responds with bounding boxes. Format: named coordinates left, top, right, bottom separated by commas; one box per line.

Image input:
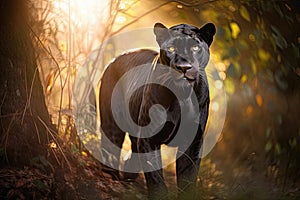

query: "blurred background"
left=1, top=0, right=299, bottom=199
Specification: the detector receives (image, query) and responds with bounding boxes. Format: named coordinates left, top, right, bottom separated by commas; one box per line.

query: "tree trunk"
left=0, top=0, right=55, bottom=167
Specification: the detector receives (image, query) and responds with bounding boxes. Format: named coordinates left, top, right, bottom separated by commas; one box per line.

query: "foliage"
left=25, top=0, right=300, bottom=198
left=200, top=0, right=300, bottom=181
left=0, top=168, right=54, bottom=199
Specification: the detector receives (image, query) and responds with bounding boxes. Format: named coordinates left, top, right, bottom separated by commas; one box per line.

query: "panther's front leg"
left=138, top=138, right=168, bottom=199
left=176, top=130, right=203, bottom=199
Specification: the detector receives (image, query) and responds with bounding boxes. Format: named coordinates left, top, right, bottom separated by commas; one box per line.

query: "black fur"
left=99, top=22, right=215, bottom=199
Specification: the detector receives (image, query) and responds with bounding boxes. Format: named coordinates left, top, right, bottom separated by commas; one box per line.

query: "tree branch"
left=111, top=0, right=219, bottom=36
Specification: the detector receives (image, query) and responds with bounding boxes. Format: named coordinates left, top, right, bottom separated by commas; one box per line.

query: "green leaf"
left=30, top=156, right=48, bottom=171
left=265, top=127, right=272, bottom=138
left=271, top=25, right=287, bottom=50
left=274, top=4, right=283, bottom=18
left=221, top=27, right=232, bottom=41
left=275, top=70, right=288, bottom=90
left=227, top=62, right=241, bottom=78
left=71, top=144, right=79, bottom=153
left=224, top=78, right=235, bottom=94
left=265, top=141, right=272, bottom=152
left=289, top=138, right=297, bottom=149
left=258, top=48, right=270, bottom=62
left=292, top=43, right=300, bottom=57
left=230, top=22, right=240, bottom=39
left=239, top=5, right=251, bottom=22
left=275, top=143, right=281, bottom=155
left=250, top=59, right=257, bottom=74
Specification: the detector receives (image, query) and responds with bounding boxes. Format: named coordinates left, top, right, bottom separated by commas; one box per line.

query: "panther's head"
left=154, top=22, right=216, bottom=86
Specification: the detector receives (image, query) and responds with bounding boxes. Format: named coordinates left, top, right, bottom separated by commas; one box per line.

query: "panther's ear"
left=198, top=23, right=216, bottom=47
left=154, top=23, right=169, bottom=46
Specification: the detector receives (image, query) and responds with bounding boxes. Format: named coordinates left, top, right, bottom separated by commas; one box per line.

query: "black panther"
left=99, top=22, right=216, bottom=199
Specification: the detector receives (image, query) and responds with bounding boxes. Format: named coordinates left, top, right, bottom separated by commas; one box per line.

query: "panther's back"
left=99, top=49, right=157, bottom=129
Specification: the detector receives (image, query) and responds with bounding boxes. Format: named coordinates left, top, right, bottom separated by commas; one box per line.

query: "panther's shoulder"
left=101, top=49, right=158, bottom=83
left=109, top=49, right=157, bottom=70
left=118, top=49, right=158, bottom=63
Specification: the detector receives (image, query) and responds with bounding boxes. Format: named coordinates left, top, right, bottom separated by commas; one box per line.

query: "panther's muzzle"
left=175, top=63, right=192, bottom=74
left=178, top=68, right=196, bottom=83
left=173, top=62, right=197, bottom=82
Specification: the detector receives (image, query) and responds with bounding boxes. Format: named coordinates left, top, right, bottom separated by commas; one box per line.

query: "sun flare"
left=52, top=0, right=109, bottom=29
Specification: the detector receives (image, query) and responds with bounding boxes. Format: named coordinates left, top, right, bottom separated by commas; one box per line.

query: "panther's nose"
left=176, top=64, right=192, bottom=74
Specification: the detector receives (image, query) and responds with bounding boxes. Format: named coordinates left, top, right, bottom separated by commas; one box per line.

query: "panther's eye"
left=191, top=45, right=200, bottom=52
left=167, top=46, right=175, bottom=53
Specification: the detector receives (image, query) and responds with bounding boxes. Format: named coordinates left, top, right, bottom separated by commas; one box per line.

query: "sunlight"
left=214, top=80, right=223, bottom=90
left=211, top=102, right=220, bottom=111
left=115, top=15, right=127, bottom=24
left=119, top=2, right=126, bottom=10
left=52, top=0, right=109, bottom=29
